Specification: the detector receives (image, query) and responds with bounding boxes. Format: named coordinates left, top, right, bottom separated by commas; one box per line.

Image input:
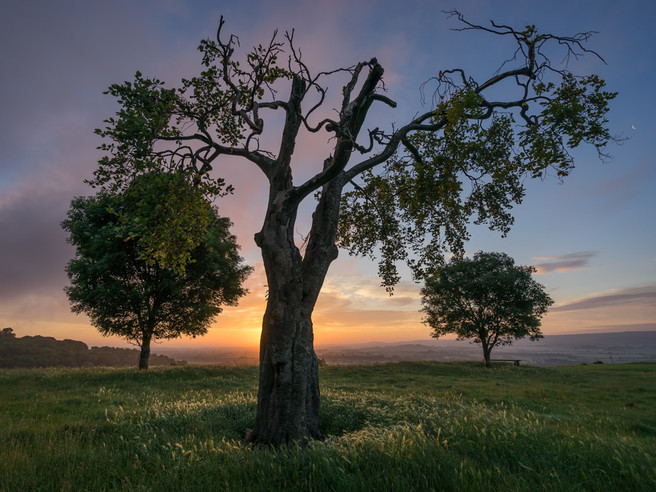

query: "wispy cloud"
left=532, top=251, right=598, bottom=274
left=551, top=285, right=656, bottom=312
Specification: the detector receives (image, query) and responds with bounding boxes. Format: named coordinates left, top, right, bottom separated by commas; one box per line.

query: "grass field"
left=1, top=361, right=654, bottom=491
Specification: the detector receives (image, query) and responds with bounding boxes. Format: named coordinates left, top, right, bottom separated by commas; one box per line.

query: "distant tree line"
left=0, top=328, right=184, bottom=368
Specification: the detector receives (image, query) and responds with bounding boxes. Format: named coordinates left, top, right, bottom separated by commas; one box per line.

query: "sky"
left=1, top=0, right=654, bottom=350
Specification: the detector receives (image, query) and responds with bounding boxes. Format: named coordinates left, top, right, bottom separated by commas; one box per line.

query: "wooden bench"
left=490, top=359, right=521, bottom=366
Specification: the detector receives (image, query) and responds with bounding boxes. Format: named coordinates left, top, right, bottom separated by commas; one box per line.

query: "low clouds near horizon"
left=551, top=284, right=656, bottom=312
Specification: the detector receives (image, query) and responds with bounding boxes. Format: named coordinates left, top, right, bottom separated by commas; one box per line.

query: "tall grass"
left=1, top=362, right=654, bottom=491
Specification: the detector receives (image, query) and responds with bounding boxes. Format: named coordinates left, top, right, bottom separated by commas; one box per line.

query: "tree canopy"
left=422, top=251, right=554, bottom=367
left=89, top=11, right=616, bottom=443
left=62, top=171, right=251, bottom=369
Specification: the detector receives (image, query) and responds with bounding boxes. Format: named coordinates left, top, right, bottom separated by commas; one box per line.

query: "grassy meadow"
left=1, top=361, right=654, bottom=491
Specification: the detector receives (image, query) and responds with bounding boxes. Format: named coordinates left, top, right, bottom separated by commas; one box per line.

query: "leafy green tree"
left=89, top=12, right=616, bottom=443
left=422, top=252, right=553, bottom=368
left=62, top=172, right=251, bottom=369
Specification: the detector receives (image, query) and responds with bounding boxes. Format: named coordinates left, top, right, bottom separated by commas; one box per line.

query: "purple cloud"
left=533, top=251, right=598, bottom=274
left=551, top=285, right=656, bottom=312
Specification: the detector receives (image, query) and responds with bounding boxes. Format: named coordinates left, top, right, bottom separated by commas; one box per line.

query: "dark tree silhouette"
left=90, top=12, right=617, bottom=443
left=63, top=172, right=251, bottom=369
left=0, top=333, right=183, bottom=368
left=1, top=328, right=16, bottom=338
left=422, top=252, right=553, bottom=367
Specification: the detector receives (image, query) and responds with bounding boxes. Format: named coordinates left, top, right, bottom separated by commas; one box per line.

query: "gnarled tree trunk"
left=252, top=210, right=320, bottom=444
left=253, top=296, right=322, bottom=444
left=250, top=178, right=342, bottom=445
left=244, top=63, right=384, bottom=445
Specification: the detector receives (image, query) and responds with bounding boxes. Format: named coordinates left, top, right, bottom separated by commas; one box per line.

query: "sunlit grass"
left=1, top=362, right=654, bottom=490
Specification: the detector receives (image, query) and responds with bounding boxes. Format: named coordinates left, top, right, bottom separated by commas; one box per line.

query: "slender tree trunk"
left=482, top=343, right=491, bottom=368
left=139, top=332, right=152, bottom=370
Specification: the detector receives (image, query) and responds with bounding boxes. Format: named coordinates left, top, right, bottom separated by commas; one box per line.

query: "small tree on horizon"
left=421, top=251, right=553, bottom=368
left=1, top=328, right=15, bottom=338
left=62, top=172, right=252, bottom=369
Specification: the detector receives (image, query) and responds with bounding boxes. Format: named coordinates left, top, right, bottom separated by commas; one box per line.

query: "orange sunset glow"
left=1, top=0, right=654, bottom=353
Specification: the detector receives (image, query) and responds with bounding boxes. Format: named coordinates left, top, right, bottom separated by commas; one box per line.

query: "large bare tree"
left=91, top=11, right=617, bottom=445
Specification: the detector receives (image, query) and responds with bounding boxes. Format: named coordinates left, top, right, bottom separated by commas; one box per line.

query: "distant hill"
left=315, top=331, right=656, bottom=366
left=154, top=331, right=656, bottom=367
left=0, top=330, right=185, bottom=368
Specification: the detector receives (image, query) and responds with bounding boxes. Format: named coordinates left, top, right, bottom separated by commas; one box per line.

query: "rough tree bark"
left=252, top=180, right=324, bottom=443
left=252, top=181, right=347, bottom=444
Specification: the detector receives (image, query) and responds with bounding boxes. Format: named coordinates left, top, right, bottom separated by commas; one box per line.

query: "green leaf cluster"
left=92, top=72, right=181, bottom=191
left=62, top=172, right=252, bottom=344
left=516, top=74, right=618, bottom=180
left=180, top=37, right=291, bottom=146
left=114, top=172, right=216, bottom=275
left=339, top=110, right=522, bottom=289
left=421, top=251, right=553, bottom=348
left=338, top=72, right=616, bottom=289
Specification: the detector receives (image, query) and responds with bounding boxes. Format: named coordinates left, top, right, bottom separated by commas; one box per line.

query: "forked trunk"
left=250, top=180, right=341, bottom=445
left=250, top=211, right=325, bottom=445
left=244, top=66, right=383, bottom=445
